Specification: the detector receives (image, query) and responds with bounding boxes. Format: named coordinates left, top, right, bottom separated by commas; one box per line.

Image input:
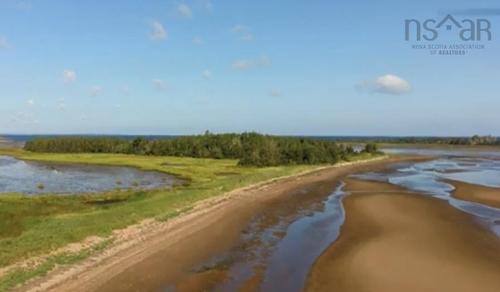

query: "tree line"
left=330, top=135, right=499, bottom=146
left=24, top=133, right=380, bottom=167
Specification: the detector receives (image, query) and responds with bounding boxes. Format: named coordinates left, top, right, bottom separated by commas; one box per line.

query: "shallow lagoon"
left=0, top=156, right=177, bottom=194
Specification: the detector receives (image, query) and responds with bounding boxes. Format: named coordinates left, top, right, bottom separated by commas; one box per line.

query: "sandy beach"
left=20, top=155, right=500, bottom=292
left=23, top=156, right=421, bottom=292
left=306, top=178, right=500, bottom=292
left=449, top=179, right=500, bottom=208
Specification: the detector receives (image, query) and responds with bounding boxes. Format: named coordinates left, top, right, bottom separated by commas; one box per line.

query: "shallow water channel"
left=0, top=156, right=177, bottom=194
left=183, top=149, right=500, bottom=291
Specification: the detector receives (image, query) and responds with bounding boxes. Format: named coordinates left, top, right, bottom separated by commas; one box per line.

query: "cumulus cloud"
left=16, top=1, right=32, bottom=11
left=357, top=74, right=411, bottom=95
left=0, top=36, right=10, bottom=49
left=202, top=69, right=212, bottom=80
left=152, top=78, right=167, bottom=91
left=192, top=36, right=204, bottom=45
left=89, top=86, right=102, bottom=97
left=232, top=56, right=270, bottom=71
left=121, top=86, right=131, bottom=96
left=57, top=104, right=66, bottom=111
left=62, top=70, right=77, bottom=83
left=149, top=20, right=167, bottom=41
left=57, top=99, right=66, bottom=111
left=177, top=3, right=193, bottom=18
left=269, top=89, right=282, bottom=97
left=231, top=24, right=254, bottom=41
left=11, top=111, right=38, bottom=125
left=202, top=0, right=214, bottom=12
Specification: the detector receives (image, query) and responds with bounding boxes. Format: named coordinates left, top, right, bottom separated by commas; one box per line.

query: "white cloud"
left=232, top=56, right=270, bottom=71
left=357, top=74, right=412, bottom=95
left=57, top=102, right=66, bottom=111
left=202, top=69, right=212, bottom=80
left=231, top=24, right=254, bottom=41
left=198, top=0, right=213, bottom=13
left=149, top=20, right=167, bottom=41
left=121, top=86, right=131, bottom=96
left=55, top=98, right=66, bottom=111
left=231, top=24, right=247, bottom=34
left=269, top=90, right=282, bottom=97
left=16, top=1, right=32, bottom=11
left=238, top=34, right=254, bottom=41
left=62, top=70, right=77, bottom=83
left=232, top=60, right=253, bottom=70
left=89, top=86, right=102, bottom=97
left=11, top=111, right=38, bottom=124
left=0, top=36, right=10, bottom=49
left=177, top=3, right=193, bottom=18
left=192, top=36, right=204, bottom=45
left=26, top=99, right=35, bottom=106
left=152, top=78, right=167, bottom=91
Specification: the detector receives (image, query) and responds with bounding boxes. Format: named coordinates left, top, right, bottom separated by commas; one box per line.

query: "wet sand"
left=449, top=179, right=500, bottom=208
left=306, top=178, right=500, bottom=292
left=26, top=156, right=422, bottom=292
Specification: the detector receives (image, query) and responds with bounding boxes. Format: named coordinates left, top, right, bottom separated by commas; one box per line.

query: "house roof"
left=436, top=14, right=462, bottom=29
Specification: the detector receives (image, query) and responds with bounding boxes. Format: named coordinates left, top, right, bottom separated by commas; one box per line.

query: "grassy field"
left=0, top=148, right=378, bottom=289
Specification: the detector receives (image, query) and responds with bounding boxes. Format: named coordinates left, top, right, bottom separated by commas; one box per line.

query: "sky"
left=1, top=0, right=499, bottom=136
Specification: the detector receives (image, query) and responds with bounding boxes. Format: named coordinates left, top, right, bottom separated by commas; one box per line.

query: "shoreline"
left=18, top=156, right=419, bottom=292
left=306, top=178, right=500, bottom=292
left=448, top=179, right=500, bottom=208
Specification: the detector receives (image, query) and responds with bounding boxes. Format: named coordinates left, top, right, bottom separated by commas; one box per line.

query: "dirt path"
left=306, top=178, right=500, bottom=292
left=21, top=156, right=420, bottom=292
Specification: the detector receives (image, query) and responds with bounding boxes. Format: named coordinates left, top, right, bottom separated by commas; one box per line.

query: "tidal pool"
left=0, top=156, right=177, bottom=194
left=352, top=156, right=500, bottom=236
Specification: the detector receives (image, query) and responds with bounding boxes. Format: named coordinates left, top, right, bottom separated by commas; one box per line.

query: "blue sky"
left=1, top=0, right=499, bottom=136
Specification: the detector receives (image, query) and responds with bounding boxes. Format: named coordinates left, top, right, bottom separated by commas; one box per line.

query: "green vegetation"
left=0, top=148, right=381, bottom=268
left=0, top=239, right=111, bottom=291
left=362, top=142, right=381, bottom=154
left=24, top=132, right=358, bottom=167
left=0, top=143, right=381, bottom=288
left=332, top=135, right=499, bottom=146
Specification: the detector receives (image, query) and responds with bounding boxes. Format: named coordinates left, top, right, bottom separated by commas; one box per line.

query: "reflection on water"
left=261, top=182, right=346, bottom=291
left=199, top=183, right=347, bottom=292
left=0, top=156, right=176, bottom=194
left=353, top=156, right=500, bottom=236
left=178, top=148, right=500, bottom=291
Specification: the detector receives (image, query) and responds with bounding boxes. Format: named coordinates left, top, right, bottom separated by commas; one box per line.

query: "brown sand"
left=306, top=178, right=500, bottom=292
left=23, top=156, right=423, bottom=292
left=449, top=179, right=500, bottom=208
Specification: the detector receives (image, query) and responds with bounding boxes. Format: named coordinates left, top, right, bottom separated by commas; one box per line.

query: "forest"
left=24, top=133, right=379, bottom=167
